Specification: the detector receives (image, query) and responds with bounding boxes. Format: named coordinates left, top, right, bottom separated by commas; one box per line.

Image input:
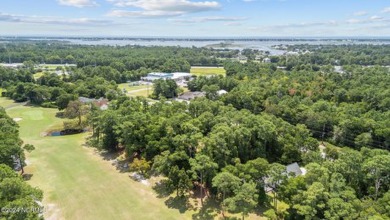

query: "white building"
left=141, top=72, right=192, bottom=82
left=217, top=90, right=228, bottom=96
left=263, top=57, right=271, bottom=63
left=0, top=63, right=24, bottom=68
left=171, top=72, right=192, bottom=81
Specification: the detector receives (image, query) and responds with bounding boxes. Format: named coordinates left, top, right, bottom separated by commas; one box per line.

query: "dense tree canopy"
left=1, top=42, right=390, bottom=219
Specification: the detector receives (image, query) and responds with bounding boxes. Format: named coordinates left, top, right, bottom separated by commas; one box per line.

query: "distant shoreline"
left=1, top=37, right=389, bottom=55
left=1, top=36, right=390, bottom=42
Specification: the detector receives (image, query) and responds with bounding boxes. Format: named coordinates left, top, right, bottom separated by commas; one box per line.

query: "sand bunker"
left=13, top=118, right=22, bottom=122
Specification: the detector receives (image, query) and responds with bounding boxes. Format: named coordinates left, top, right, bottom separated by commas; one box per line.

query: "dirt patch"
left=45, top=203, right=62, bottom=220
left=129, top=172, right=150, bottom=186
left=40, top=132, right=48, bottom=137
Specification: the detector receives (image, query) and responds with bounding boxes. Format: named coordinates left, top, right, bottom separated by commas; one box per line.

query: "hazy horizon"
left=1, top=35, right=390, bottom=39
left=1, top=0, right=390, bottom=37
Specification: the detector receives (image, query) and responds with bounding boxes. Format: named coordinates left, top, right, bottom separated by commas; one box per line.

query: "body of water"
left=2, top=37, right=390, bottom=55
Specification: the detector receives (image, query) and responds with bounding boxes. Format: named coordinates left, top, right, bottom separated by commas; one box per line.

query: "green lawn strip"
left=0, top=97, right=18, bottom=109
left=33, top=72, right=45, bottom=79
left=118, top=83, right=150, bottom=91
left=190, top=67, right=226, bottom=76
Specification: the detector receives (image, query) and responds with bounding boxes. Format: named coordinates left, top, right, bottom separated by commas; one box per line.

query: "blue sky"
left=0, top=0, right=390, bottom=37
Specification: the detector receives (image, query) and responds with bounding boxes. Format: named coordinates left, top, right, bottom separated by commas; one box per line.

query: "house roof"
left=78, top=97, right=95, bottom=103
left=177, top=91, right=205, bottom=101
left=78, top=97, right=109, bottom=110
left=286, top=162, right=302, bottom=177
left=217, top=90, right=228, bottom=95
left=172, top=72, right=191, bottom=79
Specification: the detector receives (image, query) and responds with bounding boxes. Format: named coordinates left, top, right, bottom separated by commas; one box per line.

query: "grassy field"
left=33, top=72, right=45, bottom=80
left=190, top=67, right=226, bottom=76
left=1, top=98, right=191, bottom=220
left=0, top=97, right=16, bottom=108
left=127, top=89, right=151, bottom=97
left=118, top=83, right=153, bottom=98
left=118, top=83, right=149, bottom=91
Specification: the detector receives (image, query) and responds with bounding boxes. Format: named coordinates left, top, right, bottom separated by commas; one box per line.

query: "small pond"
left=49, top=129, right=87, bottom=137
left=51, top=131, right=63, bottom=136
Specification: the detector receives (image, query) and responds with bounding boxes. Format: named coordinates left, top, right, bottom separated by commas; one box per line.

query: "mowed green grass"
left=1, top=98, right=190, bottom=220
left=118, top=83, right=153, bottom=98
left=190, top=67, right=226, bottom=76
left=118, top=83, right=149, bottom=91
left=33, top=72, right=45, bottom=80
left=0, top=97, right=15, bottom=107
left=127, top=89, right=152, bottom=97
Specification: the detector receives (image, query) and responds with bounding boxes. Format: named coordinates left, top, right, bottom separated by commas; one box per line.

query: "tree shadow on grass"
left=192, top=198, right=219, bottom=220
left=22, top=173, right=33, bottom=181
left=152, top=179, right=172, bottom=198
left=165, top=196, right=192, bottom=214
left=99, top=151, right=119, bottom=161
left=55, top=112, right=65, bottom=118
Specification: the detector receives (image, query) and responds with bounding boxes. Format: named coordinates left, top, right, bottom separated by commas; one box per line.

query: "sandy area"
left=13, top=117, right=22, bottom=122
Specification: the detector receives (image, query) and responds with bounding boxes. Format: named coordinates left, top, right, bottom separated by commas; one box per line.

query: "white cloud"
left=170, top=16, right=246, bottom=23
left=0, top=12, right=113, bottom=26
left=346, top=16, right=388, bottom=25
left=58, top=0, right=98, bottom=8
left=224, top=21, right=243, bottom=26
left=370, top=15, right=383, bottom=21
left=346, top=19, right=361, bottom=24
left=381, top=7, right=390, bottom=13
left=353, top=11, right=368, bottom=16
left=107, top=10, right=182, bottom=18
left=250, top=16, right=390, bottom=36
left=106, top=0, right=220, bottom=17
left=0, top=13, right=21, bottom=22
left=271, top=20, right=338, bottom=28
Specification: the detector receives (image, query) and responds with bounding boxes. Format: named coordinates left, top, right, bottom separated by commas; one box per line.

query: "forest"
left=0, top=42, right=389, bottom=219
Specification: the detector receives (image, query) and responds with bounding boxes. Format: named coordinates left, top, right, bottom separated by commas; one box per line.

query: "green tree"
left=363, top=155, right=390, bottom=200
left=0, top=108, right=23, bottom=169
left=212, top=172, right=241, bottom=215
left=354, top=132, right=373, bottom=148
left=152, top=79, right=178, bottom=99
left=0, top=165, right=43, bottom=220
left=202, top=84, right=220, bottom=100
left=266, top=163, right=287, bottom=209
left=130, top=158, right=151, bottom=175
left=292, top=182, right=329, bottom=219
left=189, top=154, right=218, bottom=205
left=224, top=181, right=258, bottom=220
left=64, top=100, right=89, bottom=128
left=168, top=166, right=192, bottom=197
left=56, top=94, right=76, bottom=110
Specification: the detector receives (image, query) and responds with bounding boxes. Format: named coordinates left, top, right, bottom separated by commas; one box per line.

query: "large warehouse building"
left=141, top=72, right=192, bottom=82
